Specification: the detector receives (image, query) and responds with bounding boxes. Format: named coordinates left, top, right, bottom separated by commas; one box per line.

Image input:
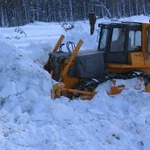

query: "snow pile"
left=18, top=41, right=52, bottom=65
left=0, top=38, right=52, bottom=110
left=120, top=14, right=150, bottom=23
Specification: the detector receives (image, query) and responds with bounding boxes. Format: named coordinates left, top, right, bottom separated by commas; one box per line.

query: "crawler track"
left=73, top=71, right=150, bottom=93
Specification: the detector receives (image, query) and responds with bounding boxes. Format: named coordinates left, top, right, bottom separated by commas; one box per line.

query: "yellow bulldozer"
left=44, top=21, right=150, bottom=100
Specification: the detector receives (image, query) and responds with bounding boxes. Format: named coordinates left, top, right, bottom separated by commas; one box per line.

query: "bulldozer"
left=44, top=21, right=150, bottom=100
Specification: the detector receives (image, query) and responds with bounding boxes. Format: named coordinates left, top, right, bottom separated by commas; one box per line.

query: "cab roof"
left=98, top=21, right=142, bottom=28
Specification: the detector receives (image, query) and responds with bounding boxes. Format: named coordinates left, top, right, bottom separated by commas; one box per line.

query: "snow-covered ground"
left=0, top=15, right=150, bottom=150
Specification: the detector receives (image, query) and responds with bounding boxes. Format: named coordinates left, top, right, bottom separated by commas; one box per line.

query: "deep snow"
left=0, top=15, right=150, bottom=150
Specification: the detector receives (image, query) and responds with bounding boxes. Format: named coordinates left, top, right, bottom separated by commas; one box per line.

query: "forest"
left=0, top=0, right=150, bottom=27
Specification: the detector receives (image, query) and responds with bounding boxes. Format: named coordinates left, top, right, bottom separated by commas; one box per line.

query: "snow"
left=0, top=15, right=150, bottom=150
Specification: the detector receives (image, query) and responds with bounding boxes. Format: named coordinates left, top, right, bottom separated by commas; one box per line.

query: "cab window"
left=99, top=28, right=108, bottom=50
left=128, top=31, right=141, bottom=51
left=110, top=28, right=126, bottom=52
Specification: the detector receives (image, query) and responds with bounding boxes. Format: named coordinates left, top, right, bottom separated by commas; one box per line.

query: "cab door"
left=105, top=27, right=128, bottom=64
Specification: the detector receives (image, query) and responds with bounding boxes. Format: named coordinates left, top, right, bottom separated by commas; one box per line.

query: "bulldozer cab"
left=98, top=22, right=142, bottom=64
